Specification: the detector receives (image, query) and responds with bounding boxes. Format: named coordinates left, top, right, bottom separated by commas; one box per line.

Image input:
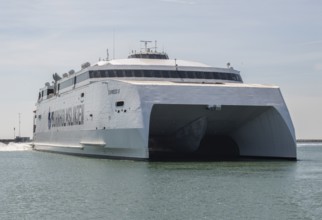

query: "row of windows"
left=88, top=70, right=242, bottom=81
left=59, top=77, right=75, bottom=90
left=59, top=69, right=242, bottom=90
left=38, top=89, right=54, bottom=100
left=128, top=53, right=169, bottom=59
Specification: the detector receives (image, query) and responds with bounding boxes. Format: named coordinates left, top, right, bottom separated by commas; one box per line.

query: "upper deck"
left=54, top=58, right=242, bottom=91
left=37, top=43, right=243, bottom=102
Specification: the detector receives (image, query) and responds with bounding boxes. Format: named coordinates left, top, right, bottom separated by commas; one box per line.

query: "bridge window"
left=59, top=69, right=243, bottom=90
left=195, top=71, right=204, bottom=78
left=125, top=70, right=132, bottom=77
left=60, top=78, right=74, bottom=90
left=187, top=71, right=195, bottom=78
left=143, top=70, right=153, bottom=77
left=204, top=72, right=212, bottom=79
left=170, top=71, right=179, bottom=78
left=154, top=70, right=162, bottom=78
left=108, top=70, right=117, bottom=77
left=163, top=71, right=170, bottom=78
left=86, top=69, right=241, bottom=82
left=47, top=89, right=54, bottom=96
left=132, top=70, right=141, bottom=77
left=76, top=72, right=89, bottom=83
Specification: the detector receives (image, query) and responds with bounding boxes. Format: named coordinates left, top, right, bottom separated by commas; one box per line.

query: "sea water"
left=0, top=142, right=321, bottom=220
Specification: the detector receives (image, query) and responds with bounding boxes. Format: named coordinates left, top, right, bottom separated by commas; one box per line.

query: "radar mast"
left=128, top=40, right=168, bottom=59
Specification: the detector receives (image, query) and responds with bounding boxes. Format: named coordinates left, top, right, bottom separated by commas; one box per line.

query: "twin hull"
left=34, top=79, right=297, bottom=160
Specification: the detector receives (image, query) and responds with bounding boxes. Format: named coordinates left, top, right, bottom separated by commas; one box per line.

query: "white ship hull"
left=33, top=79, right=296, bottom=160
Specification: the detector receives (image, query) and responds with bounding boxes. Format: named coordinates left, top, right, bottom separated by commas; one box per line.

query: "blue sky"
left=0, top=0, right=321, bottom=139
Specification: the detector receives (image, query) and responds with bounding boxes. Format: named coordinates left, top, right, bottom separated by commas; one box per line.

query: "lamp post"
left=18, top=113, right=21, bottom=137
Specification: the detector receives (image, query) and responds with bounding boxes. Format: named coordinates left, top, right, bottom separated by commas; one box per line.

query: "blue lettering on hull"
left=47, top=104, right=84, bottom=129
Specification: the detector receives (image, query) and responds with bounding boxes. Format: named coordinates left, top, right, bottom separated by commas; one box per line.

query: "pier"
left=0, top=137, right=31, bottom=144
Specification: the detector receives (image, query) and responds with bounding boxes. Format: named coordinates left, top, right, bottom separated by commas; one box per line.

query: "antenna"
left=106, top=49, right=109, bottom=61
left=140, top=40, right=152, bottom=52
left=18, top=113, right=21, bottom=137
left=154, top=40, right=157, bottom=52
left=113, top=29, right=115, bottom=59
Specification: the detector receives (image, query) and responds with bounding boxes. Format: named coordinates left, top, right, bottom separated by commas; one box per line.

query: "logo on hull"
left=48, top=104, right=84, bottom=129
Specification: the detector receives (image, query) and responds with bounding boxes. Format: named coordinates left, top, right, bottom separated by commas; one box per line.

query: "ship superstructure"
left=33, top=41, right=297, bottom=160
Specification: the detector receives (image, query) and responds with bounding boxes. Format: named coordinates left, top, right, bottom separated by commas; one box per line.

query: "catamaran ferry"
left=33, top=41, right=297, bottom=160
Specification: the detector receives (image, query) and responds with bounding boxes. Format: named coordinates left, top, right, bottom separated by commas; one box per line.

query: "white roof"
left=97, top=58, right=211, bottom=68
left=117, top=79, right=278, bottom=88
left=93, top=58, right=239, bottom=73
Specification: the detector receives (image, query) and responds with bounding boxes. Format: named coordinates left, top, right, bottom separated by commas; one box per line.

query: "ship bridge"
left=128, top=51, right=169, bottom=60
left=128, top=40, right=169, bottom=60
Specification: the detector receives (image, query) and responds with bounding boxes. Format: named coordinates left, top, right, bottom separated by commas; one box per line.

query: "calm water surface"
left=0, top=143, right=321, bottom=220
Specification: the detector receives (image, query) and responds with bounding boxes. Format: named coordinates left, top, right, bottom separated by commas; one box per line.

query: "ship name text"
left=108, top=89, right=120, bottom=95
left=48, top=104, right=84, bottom=129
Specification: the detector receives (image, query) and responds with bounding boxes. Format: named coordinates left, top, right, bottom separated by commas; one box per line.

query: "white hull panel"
left=34, top=79, right=296, bottom=160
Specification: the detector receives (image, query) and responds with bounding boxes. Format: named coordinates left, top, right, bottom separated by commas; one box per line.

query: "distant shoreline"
left=297, top=139, right=322, bottom=143
left=0, top=137, right=322, bottom=144
left=1, top=138, right=321, bottom=144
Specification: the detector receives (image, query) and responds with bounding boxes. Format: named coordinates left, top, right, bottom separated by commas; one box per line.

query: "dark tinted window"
left=95, top=71, right=101, bottom=78
left=213, top=72, right=220, bottom=79
left=116, top=101, right=124, bottom=107
left=124, top=70, right=132, bottom=77
left=87, top=69, right=241, bottom=82
left=108, top=70, right=116, bottom=77
left=116, top=70, right=122, bottom=77
left=154, top=70, right=162, bottom=78
left=134, top=70, right=143, bottom=77
left=195, top=71, right=204, bottom=79
left=162, top=71, right=170, bottom=78
left=204, top=72, right=212, bottom=79
left=218, top=72, right=225, bottom=80
left=60, top=69, right=242, bottom=90
left=143, top=70, right=152, bottom=77
left=47, top=89, right=54, bottom=95
left=187, top=71, right=195, bottom=78
left=60, top=78, right=74, bottom=89
left=101, top=71, right=107, bottom=77
left=179, top=71, right=187, bottom=78
left=76, top=72, right=89, bottom=83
